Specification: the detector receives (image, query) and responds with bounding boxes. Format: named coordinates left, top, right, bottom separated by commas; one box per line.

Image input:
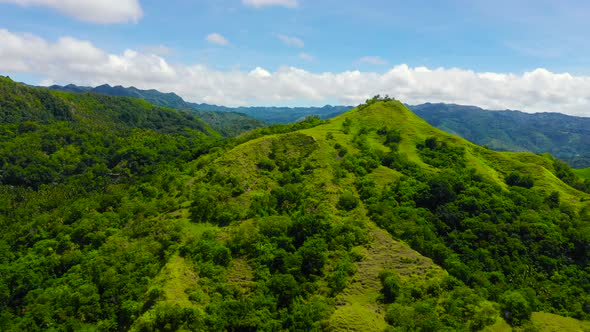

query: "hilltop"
left=1, top=85, right=590, bottom=331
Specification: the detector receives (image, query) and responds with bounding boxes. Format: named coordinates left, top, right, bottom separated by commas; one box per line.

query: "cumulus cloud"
left=276, top=34, right=304, bottom=48
left=242, top=0, right=298, bottom=8
left=0, top=0, right=143, bottom=23
left=2, top=29, right=590, bottom=116
left=206, top=33, right=229, bottom=46
left=359, top=56, right=388, bottom=65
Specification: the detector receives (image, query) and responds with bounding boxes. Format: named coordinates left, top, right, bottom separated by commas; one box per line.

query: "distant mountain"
left=47, top=84, right=266, bottom=136
left=47, top=84, right=351, bottom=124
left=409, top=103, right=590, bottom=168
left=188, top=102, right=353, bottom=124
left=49, top=83, right=187, bottom=109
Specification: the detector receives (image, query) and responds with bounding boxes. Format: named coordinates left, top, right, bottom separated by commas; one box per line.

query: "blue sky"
left=1, top=0, right=590, bottom=115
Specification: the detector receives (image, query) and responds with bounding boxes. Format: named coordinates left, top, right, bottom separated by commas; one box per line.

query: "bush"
left=505, top=171, right=534, bottom=188
left=379, top=270, right=401, bottom=304
left=337, top=190, right=359, bottom=211
left=499, top=290, right=532, bottom=326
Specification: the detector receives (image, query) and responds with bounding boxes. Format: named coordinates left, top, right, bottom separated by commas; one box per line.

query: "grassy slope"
left=144, top=100, right=590, bottom=330
left=574, top=168, right=590, bottom=180
left=485, top=313, right=590, bottom=332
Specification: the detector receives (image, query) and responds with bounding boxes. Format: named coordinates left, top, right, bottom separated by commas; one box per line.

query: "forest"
left=1, top=79, right=590, bottom=331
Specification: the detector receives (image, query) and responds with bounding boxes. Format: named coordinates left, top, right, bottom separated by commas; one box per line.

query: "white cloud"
left=206, top=33, right=229, bottom=46
left=242, top=0, right=298, bottom=8
left=359, top=56, right=388, bottom=65
left=249, top=67, right=272, bottom=79
left=38, top=78, right=56, bottom=86
left=276, top=34, right=304, bottom=48
left=0, top=0, right=142, bottom=23
left=2, top=29, right=590, bottom=116
left=299, top=53, right=315, bottom=61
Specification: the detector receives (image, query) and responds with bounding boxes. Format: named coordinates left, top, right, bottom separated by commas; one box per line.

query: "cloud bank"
left=1, top=29, right=589, bottom=116
left=0, top=0, right=143, bottom=23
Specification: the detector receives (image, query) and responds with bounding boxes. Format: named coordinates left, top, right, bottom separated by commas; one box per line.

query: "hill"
left=1, top=85, right=590, bottom=331
left=410, top=103, right=590, bottom=168
left=47, top=84, right=267, bottom=136
left=0, top=76, right=218, bottom=187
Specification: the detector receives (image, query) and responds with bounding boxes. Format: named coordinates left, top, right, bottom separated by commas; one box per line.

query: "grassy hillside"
left=163, top=97, right=590, bottom=330
left=575, top=168, right=590, bottom=180
left=2, top=86, right=590, bottom=331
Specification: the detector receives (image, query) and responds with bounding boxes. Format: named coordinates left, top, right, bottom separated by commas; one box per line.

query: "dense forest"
left=2, top=79, right=590, bottom=331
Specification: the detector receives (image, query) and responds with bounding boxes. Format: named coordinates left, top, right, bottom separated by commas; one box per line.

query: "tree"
left=337, top=190, right=359, bottom=211
left=505, top=171, right=534, bottom=189
left=298, top=238, right=328, bottom=276
left=379, top=270, right=401, bottom=303
left=499, top=290, right=532, bottom=326
left=545, top=191, right=560, bottom=208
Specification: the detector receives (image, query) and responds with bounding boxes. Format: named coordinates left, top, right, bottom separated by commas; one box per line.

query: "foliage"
left=2, top=83, right=590, bottom=331
left=505, top=171, right=534, bottom=188
left=499, top=290, right=532, bottom=326
left=417, top=136, right=466, bottom=169
left=379, top=270, right=401, bottom=304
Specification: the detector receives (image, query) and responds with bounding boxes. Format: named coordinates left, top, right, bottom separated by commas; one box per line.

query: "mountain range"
left=46, top=83, right=590, bottom=168
left=47, top=83, right=349, bottom=125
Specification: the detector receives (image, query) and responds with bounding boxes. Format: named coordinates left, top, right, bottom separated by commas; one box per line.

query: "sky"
left=1, top=0, right=590, bottom=115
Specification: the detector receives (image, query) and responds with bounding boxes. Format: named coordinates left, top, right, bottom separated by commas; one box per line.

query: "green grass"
left=531, top=312, right=590, bottom=332
left=574, top=168, right=590, bottom=180
left=484, top=312, right=590, bottom=332
left=156, top=255, right=199, bottom=307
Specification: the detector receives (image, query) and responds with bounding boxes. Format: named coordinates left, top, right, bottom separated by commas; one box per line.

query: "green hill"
left=411, top=103, right=590, bottom=168
left=0, top=76, right=219, bottom=189
left=1, top=86, right=590, bottom=331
